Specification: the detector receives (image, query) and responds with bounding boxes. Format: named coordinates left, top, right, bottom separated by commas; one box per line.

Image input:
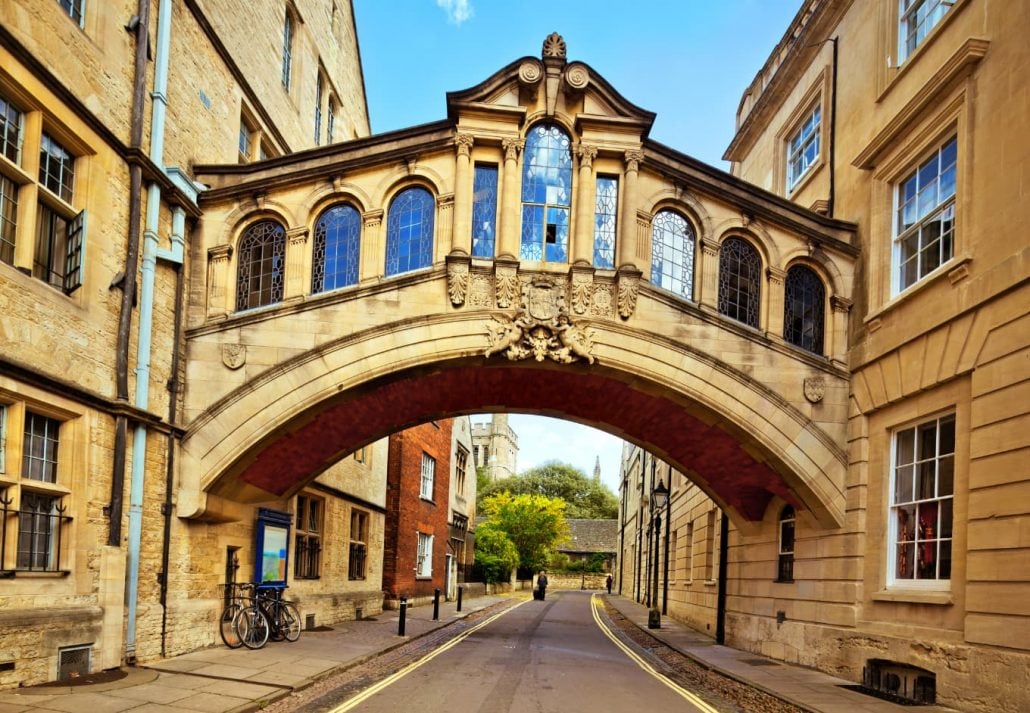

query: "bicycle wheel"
left=279, top=602, right=302, bottom=642
left=236, top=605, right=270, bottom=650
left=266, top=602, right=285, bottom=642
left=219, top=602, right=244, bottom=649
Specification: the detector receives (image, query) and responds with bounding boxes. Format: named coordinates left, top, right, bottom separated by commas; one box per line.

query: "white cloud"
left=436, top=0, right=474, bottom=25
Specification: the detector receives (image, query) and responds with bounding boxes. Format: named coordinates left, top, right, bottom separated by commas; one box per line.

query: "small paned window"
left=238, top=124, right=251, bottom=163
left=23, top=411, right=60, bottom=484
left=349, top=509, right=368, bottom=580
left=312, top=204, right=360, bottom=293
left=890, top=414, right=955, bottom=584
left=385, top=187, right=434, bottom=276
left=650, top=211, right=694, bottom=299
left=0, top=175, right=18, bottom=265
left=718, top=237, right=762, bottom=328
left=420, top=452, right=436, bottom=501
left=57, top=0, right=85, bottom=25
left=281, top=12, right=294, bottom=89
left=899, top=0, right=954, bottom=62
left=777, top=506, right=795, bottom=582
left=685, top=521, right=694, bottom=581
left=314, top=74, right=323, bottom=146
left=294, top=494, right=323, bottom=579
left=520, top=124, right=572, bottom=262
left=704, top=510, right=716, bottom=581
left=235, top=221, right=285, bottom=311
left=17, top=492, right=61, bottom=571
left=895, top=138, right=956, bottom=292
left=39, top=133, right=74, bottom=203
left=593, top=176, right=618, bottom=269
left=455, top=445, right=469, bottom=496
left=784, top=265, right=826, bottom=354
left=0, top=93, right=24, bottom=164
left=416, top=531, right=433, bottom=578
left=327, top=100, right=336, bottom=144
left=471, top=165, right=498, bottom=258
left=786, top=105, right=820, bottom=192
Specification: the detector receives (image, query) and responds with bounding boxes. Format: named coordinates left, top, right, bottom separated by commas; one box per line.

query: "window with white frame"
left=899, top=0, right=955, bottom=63
left=420, top=452, right=435, bottom=500
left=58, top=0, right=85, bottom=26
left=894, top=137, right=956, bottom=293
left=23, top=411, right=60, bottom=483
left=35, top=133, right=85, bottom=293
left=416, top=531, right=433, bottom=578
left=786, top=105, right=820, bottom=192
left=889, top=413, right=955, bottom=585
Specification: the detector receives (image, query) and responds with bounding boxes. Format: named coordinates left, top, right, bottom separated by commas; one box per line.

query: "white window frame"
left=420, top=452, right=435, bottom=501
left=786, top=104, right=820, bottom=192
left=887, top=412, right=955, bottom=590
left=898, top=0, right=955, bottom=64
left=416, top=531, right=433, bottom=578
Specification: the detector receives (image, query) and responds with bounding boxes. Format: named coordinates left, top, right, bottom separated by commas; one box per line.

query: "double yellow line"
left=589, top=594, right=721, bottom=713
left=328, top=597, right=531, bottom=713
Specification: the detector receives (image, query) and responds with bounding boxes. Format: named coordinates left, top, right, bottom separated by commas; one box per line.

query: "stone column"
left=206, top=244, right=232, bottom=318
left=618, top=149, right=644, bottom=269
left=284, top=226, right=309, bottom=300
left=765, top=266, right=786, bottom=337
left=573, top=144, right=598, bottom=265
left=436, top=194, right=454, bottom=263
left=451, top=134, right=474, bottom=256
left=497, top=138, right=523, bottom=260
left=698, top=238, right=721, bottom=310
left=830, top=295, right=853, bottom=365
left=13, top=112, right=43, bottom=271
left=360, top=209, right=384, bottom=282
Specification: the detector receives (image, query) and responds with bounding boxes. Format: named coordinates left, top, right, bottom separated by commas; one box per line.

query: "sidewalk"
left=0, top=591, right=956, bottom=713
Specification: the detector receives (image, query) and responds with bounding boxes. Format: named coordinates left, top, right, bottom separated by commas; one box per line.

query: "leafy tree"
left=479, top=492, right=569, bottom=574
left=479, top=461, right=618, bottom=519
left=472, top=522, right=519, bottom=584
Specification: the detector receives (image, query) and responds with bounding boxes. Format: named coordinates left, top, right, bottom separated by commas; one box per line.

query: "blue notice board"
left=255, top=508, right=292, bottom=586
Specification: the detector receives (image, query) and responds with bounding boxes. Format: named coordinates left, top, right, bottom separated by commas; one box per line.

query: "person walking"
left=536, top=570, right=549, bottom=600
left=606, top=574, right=613, bottom=594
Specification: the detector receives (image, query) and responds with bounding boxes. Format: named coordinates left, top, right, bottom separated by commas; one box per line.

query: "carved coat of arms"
left=221, top=343, right=246, bottom=370
left=485, top=279, right=595, bottom=365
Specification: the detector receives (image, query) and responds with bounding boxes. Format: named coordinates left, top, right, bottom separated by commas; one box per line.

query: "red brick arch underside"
left=216, top=360, right=802, bottom=522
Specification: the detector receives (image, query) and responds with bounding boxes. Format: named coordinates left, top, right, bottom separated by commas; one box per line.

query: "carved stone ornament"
left=571, top=272, right=592, bottom=315
left=485, top=278, right=595, bottom=365
left=469, top=275, right=493, bottom=307
left=221, top=343, right=246, bottom=370
left=804, top=376, right=826, bottom=404
left=542, top=32, right=567, bottom=60
left=447, top=260, right=469, bottom=306
left=518, top=59, right=543, bottom=85
left=495, top=264, right=520, bottom=309
left=564, top=62, right=589, bottom=91
left=617, top=274, right=639, bottom=320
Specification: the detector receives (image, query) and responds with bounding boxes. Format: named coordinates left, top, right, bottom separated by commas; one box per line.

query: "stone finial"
left=542, top=32, right=566, bottom=60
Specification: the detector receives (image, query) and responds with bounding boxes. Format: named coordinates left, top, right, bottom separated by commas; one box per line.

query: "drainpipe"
left=125, top=0, right=175, bottom=660
left=715, top=512, right=729, bottom=644
left=827, top=36, right=838, bottom=219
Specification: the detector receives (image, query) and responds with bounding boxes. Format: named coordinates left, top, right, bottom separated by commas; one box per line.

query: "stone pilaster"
left=206, top=244, right=232, bottom=318
left=360, top=209, right=384, bottom=282
left=698, top=238, right=721, bottom=310
left=284, top=226, right=309, bottom=301
left=498, top=138, right=523, bottom=260
left=618, top=149, right=644, bottom=269
left=573, top=144, right=598, bottom=265
left=436, top=194, right=454, bottom=262
left=451, top=134, right=474, bottom=256
left=765, top=266, right=786, bottom=337
left=830, top=295, right=853, bottom=365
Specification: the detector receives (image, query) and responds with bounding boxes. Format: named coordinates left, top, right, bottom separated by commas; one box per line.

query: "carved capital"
left=455, top=133, right=474, bottom=157
left=286, top=226, right=309, bottom=245
left=577, top=144, right=598, bottom=168
left=831, top=295, right=853, bottom=313
left=766, top=266, right=786, bottom=284
left=208, top=244, right=233, bottom=263
left=700, top=238, right=721, bottom=257
left=362, top=209, right=384, bottom=228
left=624, top=149, right=645, bottom=173
left=502, top=138, right=524, bottom=162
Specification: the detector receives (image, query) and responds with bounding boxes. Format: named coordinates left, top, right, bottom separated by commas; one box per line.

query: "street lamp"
left=648, top=478, right=670, bottom=629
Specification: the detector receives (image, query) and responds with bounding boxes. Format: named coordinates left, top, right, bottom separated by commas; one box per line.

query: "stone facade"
left=471, top=413, right=519, bottom=482
left=447, top=416, right=476, bottom=597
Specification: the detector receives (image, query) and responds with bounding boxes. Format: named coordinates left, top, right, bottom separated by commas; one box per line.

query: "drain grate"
left=743, top=658, right=781, bottom=666
left=58, top=645, right=91, bottom=681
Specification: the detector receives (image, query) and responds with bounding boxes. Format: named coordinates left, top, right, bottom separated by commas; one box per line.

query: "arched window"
left=236, top=220, right=285, bottom=311
left=650, top=210, right=695, bottom=299
left=385, top=187, right=434, bottom=276
left=784, top=265, right=826, bottom=354
left=718, top=237, right=762, bottom=327
left=520, top=124, right=572, bottom=262
left=312, top=204, right=360, bottom=293
left=777, top=505, right=795, bottom=582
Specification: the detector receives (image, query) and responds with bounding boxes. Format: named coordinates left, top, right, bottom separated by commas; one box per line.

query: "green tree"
left=479, top=461, right=618, bottom=519
left=472, top=522, right=519, bottom=584
left=480, top=492, right=569, bottom=574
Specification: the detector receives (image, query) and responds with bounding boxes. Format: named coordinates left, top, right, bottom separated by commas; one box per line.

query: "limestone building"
left=471, top=413, right=519, bottom=482
left=448, top=415, right=476, bottom=597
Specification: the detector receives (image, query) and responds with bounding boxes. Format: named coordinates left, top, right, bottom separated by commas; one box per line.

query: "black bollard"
left=457, top=585, right=463, bottom=612
left=433, top=588, right=440, bottom=621
left=398, top=596, right=407, bottom=636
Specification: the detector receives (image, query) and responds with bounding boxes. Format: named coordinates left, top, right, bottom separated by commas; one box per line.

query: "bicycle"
left=219, top=582, right=250, bottom=649
left=254, top=585, right=301, bottom=643
left=234, top=583, right=272, bottom=650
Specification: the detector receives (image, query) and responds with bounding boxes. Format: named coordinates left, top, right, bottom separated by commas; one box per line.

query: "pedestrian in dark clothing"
left=606, top=574, right=613, bottom=594
left=536, top=570, right=549, bottom=600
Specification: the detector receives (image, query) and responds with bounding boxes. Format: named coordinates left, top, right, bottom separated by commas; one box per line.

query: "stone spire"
left=593, top=455, right=601, bottom=482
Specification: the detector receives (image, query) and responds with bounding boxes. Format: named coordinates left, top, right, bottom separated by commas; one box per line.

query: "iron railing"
left=0, top=489, right=71, bottom=575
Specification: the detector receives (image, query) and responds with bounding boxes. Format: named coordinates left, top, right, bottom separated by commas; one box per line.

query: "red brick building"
left=382, top=420, right=453, bottom=604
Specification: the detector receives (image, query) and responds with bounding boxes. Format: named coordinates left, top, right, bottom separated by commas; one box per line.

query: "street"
left=293, top=592, right=720, bottom=713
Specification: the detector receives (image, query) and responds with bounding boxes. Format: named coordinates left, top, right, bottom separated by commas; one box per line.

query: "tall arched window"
left=521, top=124, right=572, bottom=262
left=777, top=505, right=795, bottom=582
left=650, top=210, right=695, bottom=299
left=312, top=204, right=360, bottom=293
left=236, top=220, right=285, bottom=311
left=784, top=265, right=826, bottom=354
left=385, top=187, right=434, bottom=276
left=718, top=237, right=762, bottom=327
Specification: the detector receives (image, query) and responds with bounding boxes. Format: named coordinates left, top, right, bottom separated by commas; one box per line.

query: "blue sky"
left=353, top=0, right=802, bottom=492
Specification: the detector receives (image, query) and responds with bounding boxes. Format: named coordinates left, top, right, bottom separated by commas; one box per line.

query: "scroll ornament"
left=447, top=261, right=469, bottom=306
left=617, top=275, right=639, bottom=319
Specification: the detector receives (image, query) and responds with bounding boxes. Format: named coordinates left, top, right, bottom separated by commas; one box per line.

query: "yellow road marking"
left=328, top=597, right=532, bottom=713
left=590, top=594, right=721, bottom=713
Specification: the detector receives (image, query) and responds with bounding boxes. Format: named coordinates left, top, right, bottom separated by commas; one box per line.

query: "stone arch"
left=645, top=186, right=714, bottom=241
left=782, top=245, right=848, bottom=300
left=220, top=202, right=295, bottom=251
left=178, top=314, right=847, bottom=531
left=302, top=181, right=372, bottom=225
left=714, top=222, right=779, bottom=270
left=371, top=166, right=446, bottom=210
left=522, top=111, right=577, bottom=141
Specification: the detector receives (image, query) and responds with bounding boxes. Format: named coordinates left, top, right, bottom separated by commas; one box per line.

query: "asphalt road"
left=322, top=591, right=719, bottom=713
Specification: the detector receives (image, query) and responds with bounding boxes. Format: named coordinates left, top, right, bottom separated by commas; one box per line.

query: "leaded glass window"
left=385, top=187, right=434, bottom=276
left=39, top=133, right=74, bottom=203
left=650, top=210, right=694, bottom=299
left=0, top=93, right=23, bottom=164
left=784, top=265, right=825, bottom=354
left=718, top=237, right=762, bottom=328
left=890, top=414, right=955, bottom=584
left=312, top=204, right=360, bottom=293
left=472, top=165, right=498, bottom=258
left=520, top=124, right=571, bottom=262
left=235, top=221, right=285, bottom=311
left=895, top=138, right=956, bottom=292
left=594, top=176, right=618, bottom=269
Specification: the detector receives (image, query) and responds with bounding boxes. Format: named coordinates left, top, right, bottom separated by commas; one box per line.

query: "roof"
left=558, top=519, right=618, bottom=554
